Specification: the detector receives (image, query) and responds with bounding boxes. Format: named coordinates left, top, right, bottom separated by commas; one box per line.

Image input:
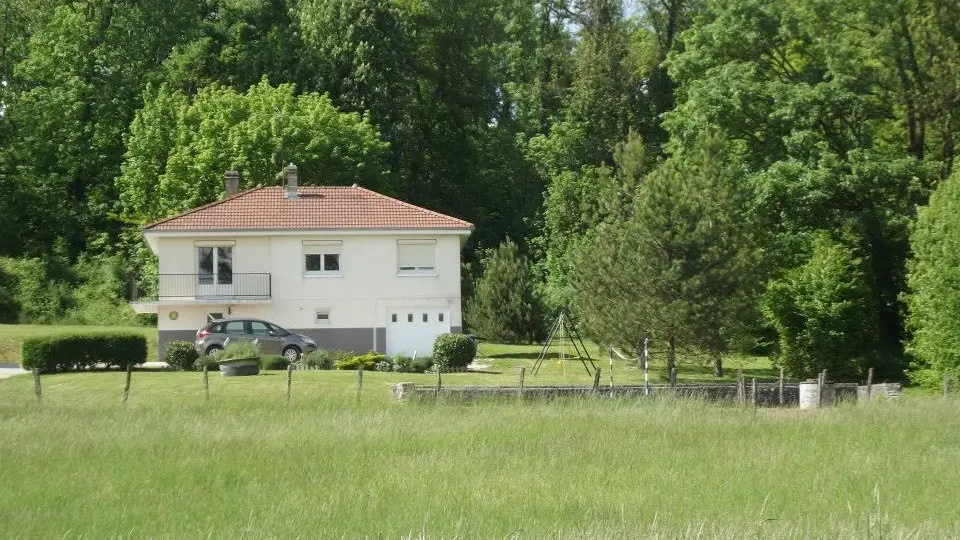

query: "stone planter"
left=218, top=357, right=260, bottom=377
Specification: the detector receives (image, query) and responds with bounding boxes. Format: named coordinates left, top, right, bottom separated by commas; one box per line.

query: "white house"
left=132, top=165, right=474, bottom=360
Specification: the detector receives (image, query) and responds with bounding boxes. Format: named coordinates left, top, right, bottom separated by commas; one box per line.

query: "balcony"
left=131, top=273, right=271, bottom=312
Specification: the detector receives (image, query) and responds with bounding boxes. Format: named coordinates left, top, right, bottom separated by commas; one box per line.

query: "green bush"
left=301, top=349, right=334, bottom=369
left=432, top=333, right=474, bottom=369
left=261, top=355, right=289, bottom=370
left=164, top=341, right=198, bottom=371
left=21, top=332, right=147, bottom=373
left=392, top=355, right=434, bottom=373
left=212, top=341, right=261, bottom=362
left=335, top=352, right=386, bottom=370
left=193, top=355, right=219, bottom=371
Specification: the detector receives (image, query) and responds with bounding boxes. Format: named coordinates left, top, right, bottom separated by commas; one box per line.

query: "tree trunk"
left=713, top=350, right=723, bottom=378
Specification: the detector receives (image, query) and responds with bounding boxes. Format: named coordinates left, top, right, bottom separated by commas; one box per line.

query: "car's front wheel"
left=282, top=346, right=301, bottom=362
left=205, top=345, right=223, bottom=356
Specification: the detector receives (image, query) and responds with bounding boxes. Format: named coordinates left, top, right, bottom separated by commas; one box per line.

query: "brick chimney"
left=284, top=163, right=299, bottom=199
left=224, top=170, right=241, bottom=198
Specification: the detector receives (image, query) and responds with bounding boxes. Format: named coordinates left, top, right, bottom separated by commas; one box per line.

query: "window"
left=249, top=321, right=272, bottom=336
left=439, top=313, right=444, bottom=323
left=207, top=312, right=224, bottom=323
left=391, top=314, right=397, bottom=323
left=304, top=241, right=342, bottom=276
left=268, top=323, right=290, bottom=337
left=224, top=321, right=245, bottom=334
left=197, top=246, right=233, bottom=285
left=422, top=313, right=428, bottom=323
left=315, top=309, right=330, bottom=324
left=407, top=313, right=413, bottom=323
left=397, top=240, right=436, bottom=274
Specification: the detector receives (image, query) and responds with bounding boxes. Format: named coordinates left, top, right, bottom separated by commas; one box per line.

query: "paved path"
left=0, top=365, right=27, bottom=379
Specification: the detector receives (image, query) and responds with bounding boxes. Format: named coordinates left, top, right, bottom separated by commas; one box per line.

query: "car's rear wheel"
left=205, top=345, right=223, bottom=356
left=282, top=346, right=301, bottom=362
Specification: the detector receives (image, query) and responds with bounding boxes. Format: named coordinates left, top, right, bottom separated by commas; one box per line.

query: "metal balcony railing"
left=133, top=273, right=271, bottom=300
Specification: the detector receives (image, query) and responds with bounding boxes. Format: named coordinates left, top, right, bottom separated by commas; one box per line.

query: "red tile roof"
left=144, top=185, right=474, bottom=232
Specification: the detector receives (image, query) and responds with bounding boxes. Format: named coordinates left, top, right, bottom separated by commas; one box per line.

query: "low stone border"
left=393, top=381, right=902, bottom=407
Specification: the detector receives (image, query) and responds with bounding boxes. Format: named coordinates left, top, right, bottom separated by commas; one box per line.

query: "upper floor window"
left=397, top=239, right=436, bottom=275
left=196, top=243, right=233, bottom=285
left=303, top=240, right=342, bottom=276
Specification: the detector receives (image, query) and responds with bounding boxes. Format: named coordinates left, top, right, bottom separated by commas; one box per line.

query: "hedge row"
left=22, top=332, right=147, bottom=373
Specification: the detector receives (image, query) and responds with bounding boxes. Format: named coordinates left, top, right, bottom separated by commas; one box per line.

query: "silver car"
left=195, top=318, right=317, bottom=361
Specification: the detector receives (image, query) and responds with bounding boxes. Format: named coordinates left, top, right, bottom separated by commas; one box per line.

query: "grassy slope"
left=0, top=372, right=958, bottom=538
left=0, top=324, right=158, bottom=366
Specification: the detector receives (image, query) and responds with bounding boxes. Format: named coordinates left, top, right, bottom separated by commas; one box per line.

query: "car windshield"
left=268, top=323, right=291, bottom=337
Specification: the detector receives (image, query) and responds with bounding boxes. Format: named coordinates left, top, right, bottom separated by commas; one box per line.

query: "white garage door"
left=387, top=309, right=451, bottom=358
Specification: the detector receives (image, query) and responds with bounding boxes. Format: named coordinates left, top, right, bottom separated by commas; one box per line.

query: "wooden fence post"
left=751, top=378, right=757, bottom=407
left=737, top=370, right=744, bottom=404
left=592, top=367, right=601, bottom=393
left=122, top=364, right=133, bottom=404
left=357, top=366, right=364, bottom=401
left=945, top=373, right=952, bottom=397
left=778, top=367, right=784, bottom=406
left=518, top=366, right=525, bottom=399
left=203, top=365, right=209, bottom=400
left=669, top=367, right=677, bottom=389
left=33, top=369, right=42, bottom=402
left=866, top=367, right=874, bottom=399
left=435, top=366, right=442, bottom=397
left=286, top=364, right=293, bottom=403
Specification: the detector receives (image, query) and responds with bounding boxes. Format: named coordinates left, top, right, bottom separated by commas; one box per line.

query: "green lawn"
left=0, top=324, right=158, bottom=366
left=0, top=370, right=957, bottom=538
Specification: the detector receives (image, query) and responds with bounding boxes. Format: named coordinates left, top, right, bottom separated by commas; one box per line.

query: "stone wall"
left=394, top=382, right=802, bottom=406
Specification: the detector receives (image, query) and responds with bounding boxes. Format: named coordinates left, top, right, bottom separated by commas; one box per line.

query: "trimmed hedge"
left=22, top=332, right=147, bottom=373
left=433, top=333, right=475, bottom=369
left=164, top=341, right=198, bottom=371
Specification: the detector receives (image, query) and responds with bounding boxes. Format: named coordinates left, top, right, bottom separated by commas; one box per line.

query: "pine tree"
left=466, top=239, right=545, bottom=343
left=571, top=134, right=761, bottom=377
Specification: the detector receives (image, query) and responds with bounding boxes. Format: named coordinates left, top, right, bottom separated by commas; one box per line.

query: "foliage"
left=906, top=169, right=960, bottom=389
left=432, top=333, right=475, bottom=370
left=21, top=332, right=147, bottom=373
left=335, top=352, right=386, bottom=371
left=208, top=341, right=262, bottom=366
left=164, top=341, right=198, bottom=371
left=301, top=349, right=335, bottom=370
left=374, top=360, right=392, bottom=372
left=762, top=232, right=879, bottom=381
left=260, top=355, right=290, bottom=371
left=466, top=239, right=546, bottom=342
left=391, top=355, right=434, bottom=373
left=571, top=134, right=762, bottom=377
left=117, top=79, right=390, bottom=226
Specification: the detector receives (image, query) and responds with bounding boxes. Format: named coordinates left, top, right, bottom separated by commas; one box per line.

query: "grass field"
left=0, top=370, right=958, bottom=539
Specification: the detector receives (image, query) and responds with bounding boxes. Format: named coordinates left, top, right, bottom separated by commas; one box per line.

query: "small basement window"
left=407, top=313, right=413, bottom=323
left=439, top=313, right=444, bottom=322
left=391, top=314, right=397, bottom=323
left=315, top=309, right=330, bottom=324
left=422, top=313, right=428, bottom=323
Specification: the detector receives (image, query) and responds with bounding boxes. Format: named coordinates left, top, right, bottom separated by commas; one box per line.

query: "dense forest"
left=1, top=0, right=959, bottom=386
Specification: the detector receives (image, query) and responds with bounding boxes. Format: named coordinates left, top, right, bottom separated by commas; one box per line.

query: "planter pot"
left=218, top=357, right=260, bottom=377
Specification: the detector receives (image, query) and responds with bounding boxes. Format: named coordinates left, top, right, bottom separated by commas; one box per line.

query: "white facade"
left=138, top=230, right=468, bottom=358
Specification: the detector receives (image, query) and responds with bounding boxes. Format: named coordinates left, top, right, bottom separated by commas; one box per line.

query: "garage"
left=386, top=308, right=451, bottom=357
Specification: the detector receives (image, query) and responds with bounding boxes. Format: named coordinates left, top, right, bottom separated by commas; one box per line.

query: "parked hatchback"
left=195, top=318, right=317, bottom=361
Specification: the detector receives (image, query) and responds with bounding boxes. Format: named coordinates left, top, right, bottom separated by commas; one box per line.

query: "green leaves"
left=466, top=238, right=545, bottom=343
left=117, top=79, right=389, bottom=224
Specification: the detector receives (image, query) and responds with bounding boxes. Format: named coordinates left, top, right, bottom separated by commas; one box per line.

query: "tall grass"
left=0, top=372, right=957, bottom=538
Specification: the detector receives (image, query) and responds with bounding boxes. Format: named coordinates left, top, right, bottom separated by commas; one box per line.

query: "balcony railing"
left=133, top=273, right=271, bottom=301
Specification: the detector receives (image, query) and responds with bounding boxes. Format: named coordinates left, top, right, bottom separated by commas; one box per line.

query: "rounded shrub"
left=261, top=355, right=289, bottom=370
left=164, top=341, right=198, bottom=371
left=302, top=349, right=334, bottom=369
left=432, top=333, right=474, bottom=369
